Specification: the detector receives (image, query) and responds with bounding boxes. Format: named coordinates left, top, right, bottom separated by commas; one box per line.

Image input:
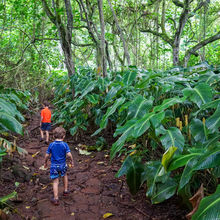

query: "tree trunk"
left=41, top=0, right=75, bottom=78
left=97, top=0, right=107, bottom=77
left=172, top=45, right=180, bottom=66
left=107, top=0, right=131, bottom=66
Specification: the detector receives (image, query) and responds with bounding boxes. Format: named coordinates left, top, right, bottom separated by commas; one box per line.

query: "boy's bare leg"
left=63, top=174, right=68, bottom=192
left=46, top=131, right=49, bottom=142
left=53, top=178, right=59, bottom=200
left=40, top=130, right=44, bottom=139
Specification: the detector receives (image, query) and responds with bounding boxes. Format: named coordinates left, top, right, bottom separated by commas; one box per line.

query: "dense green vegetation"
left=0, top=0, right=220, bottom=218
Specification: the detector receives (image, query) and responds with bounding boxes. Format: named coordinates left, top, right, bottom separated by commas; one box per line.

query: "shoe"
left=50, top=198, right=59, bottom=206
left=63, top=190, right=70, bottom=196
left=45, top=141, right=49, bottom=145
left=40, top=138, right=44, bottom=142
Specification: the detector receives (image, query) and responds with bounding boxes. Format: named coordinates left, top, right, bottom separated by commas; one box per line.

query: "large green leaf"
left=161, top=146, right=178, bottom=172
left=110, top=119, right=136, bottom=159
left=0, top=191, right=17, bottom=203
left=178, top=157, right=199, bottom=191
left=0, top=112, right=23, bottom=134
left=183, top=83, right=212, bottom=107
left=115, top=155, right=133, bottom=178
left=86, top=94, right=100, bottom=104
left=206, top=105, right=220, bottom=133
left=153, top=97, right=183, bottom=112
left=127, top=95, right=153, bottom=119
left=79, top=81, right=96, bottom=98
left=0, top=98, right=24, bottom=121
left=160, top=127, right=185, bottom=152
left=167, top=152, right=201, bottom=171
left=190, top=119, right=208, bottom=143
left=151, top=178, right=178, bottom=204
left=193, top=99, right=220, bottom=116
left=133, top=112, right=156, bottom=138
left=192, top=184, right=220, bottom=220
left=141, top=161, right=162, bottom=197
left=100, top=97, right=126, bottom=128
left=194, top=147, right=220, bottom=170
left=126, top=159, right=144, bottom=195
left=123, top=69, right=137, bottom=85
left=105, top=85, right=121, bottom=103
left=198, top=71, right=220, bottom=85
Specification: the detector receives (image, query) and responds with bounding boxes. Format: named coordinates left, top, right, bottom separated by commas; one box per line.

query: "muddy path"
left=0, top=114, right=188, bottom=220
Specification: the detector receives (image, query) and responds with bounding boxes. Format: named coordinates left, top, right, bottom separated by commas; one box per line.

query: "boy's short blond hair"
left=53, top=127, right=66, bottom=139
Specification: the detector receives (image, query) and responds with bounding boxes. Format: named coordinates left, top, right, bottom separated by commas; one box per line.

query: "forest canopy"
left=0, top=0, right=220, bottom=91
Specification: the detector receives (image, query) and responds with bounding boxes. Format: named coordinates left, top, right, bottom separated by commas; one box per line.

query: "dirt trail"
left=0, top=114, right=188, bottom=220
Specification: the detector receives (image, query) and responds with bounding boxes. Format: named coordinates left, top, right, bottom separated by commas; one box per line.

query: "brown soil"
left=0, top=114, right=188, bottom=220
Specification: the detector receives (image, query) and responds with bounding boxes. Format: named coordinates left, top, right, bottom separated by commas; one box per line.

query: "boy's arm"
left=67, top=152, right=74, bottom=167
left=44, top=153, right=50, bottom=168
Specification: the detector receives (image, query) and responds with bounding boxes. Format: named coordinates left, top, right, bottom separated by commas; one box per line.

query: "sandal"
left=63, top=190, right=70, bottom=196
left=50, top=198, right=59, bottom=205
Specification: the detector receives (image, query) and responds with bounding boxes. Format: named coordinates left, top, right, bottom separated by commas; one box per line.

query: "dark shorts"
left=50, top=163, right=67, bottom=179
left=41, top=123, right=51, bottom=131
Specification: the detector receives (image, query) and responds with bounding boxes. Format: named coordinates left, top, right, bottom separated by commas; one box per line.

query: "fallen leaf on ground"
left=97, top=161, right=105, bottom=165
left=32, top=151, right=40, bottom=158
left=25, top=206, right=30, bottom=209
left=71, top=212, right=75, bottom=216
left=41, top=185, right=48, bottom=190
left=23, top=165, right=30, bottom=170
left=103, top=212, right=113, bottom=218
left=39, top=165, right=47, bottom=170
left=79, top=149, right=91, bottom=155
left=186, top=184, right=204, bottom=220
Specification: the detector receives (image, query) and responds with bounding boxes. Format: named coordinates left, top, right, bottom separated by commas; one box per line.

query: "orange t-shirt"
left=41, top=107, right=51, bottom=123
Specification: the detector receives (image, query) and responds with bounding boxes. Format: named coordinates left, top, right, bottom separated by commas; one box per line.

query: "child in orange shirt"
left=40, top=101, right=52, bottom=144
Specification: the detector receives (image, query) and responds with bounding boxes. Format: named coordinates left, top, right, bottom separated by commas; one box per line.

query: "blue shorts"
left=50, top=163, right=67, bottom=179
left=41, top=123, right=51, bottom=131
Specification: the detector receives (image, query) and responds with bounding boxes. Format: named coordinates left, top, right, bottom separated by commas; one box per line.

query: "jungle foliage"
left=52, top=62, right=220, bottom=218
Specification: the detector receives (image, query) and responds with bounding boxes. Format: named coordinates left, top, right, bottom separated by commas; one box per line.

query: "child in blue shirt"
left=44, top=127, right=74, bottom=205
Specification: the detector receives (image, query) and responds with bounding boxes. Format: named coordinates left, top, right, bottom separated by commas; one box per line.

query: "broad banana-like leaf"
left=162, top=146, right=178, bottom=172
left=183, top=83, right=212, bottom=108
left=100, top=97, right=126, bottom=128
left=123, top=69, right=137, bottom=85
left=178, top=157, right=199, bottom=191
left=127, top=95, right=153, bottom=119
left=194, top=146, right=220, bottom=170
left=0, top=112, right=23, bottom=134
left=190, top=119, right=208, bottom=143
left=126, top=159, right=144, bottom=195
left=133, top=112, right=155, bottom=138
left=110, top=119, right=136, bottom=159
left=193, top=99, right=220, bottom=116
left=0, top=98, right=24, bottom=121
left=198, top=71, right=220, bottom=84
left=160, top=127, right=185, bottom=152
left=79, top=81, right=96, bottom=99
left=203, top=134, right=220, bottom=148
left=74, top=79, right=88, bottom=96
left=151, top=178, right=177, bottom=204
left=206, top=105, right=220, bottom=133
left=105, top=85, right=121, bottom=103
left=141, top=161, right=162, bottom=197
left=115, top=155, right=133, bottom=178
left=86, top=94, right=99, bottom=104
left=150, top=111, right=165, bottom=128
left=192, top=184, right=220, bottom=220
left=153, top=97, right=183, bottom=112
left=167, top=152, right=201, bottom=171
left=70, top=126, right=78, bottom=136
